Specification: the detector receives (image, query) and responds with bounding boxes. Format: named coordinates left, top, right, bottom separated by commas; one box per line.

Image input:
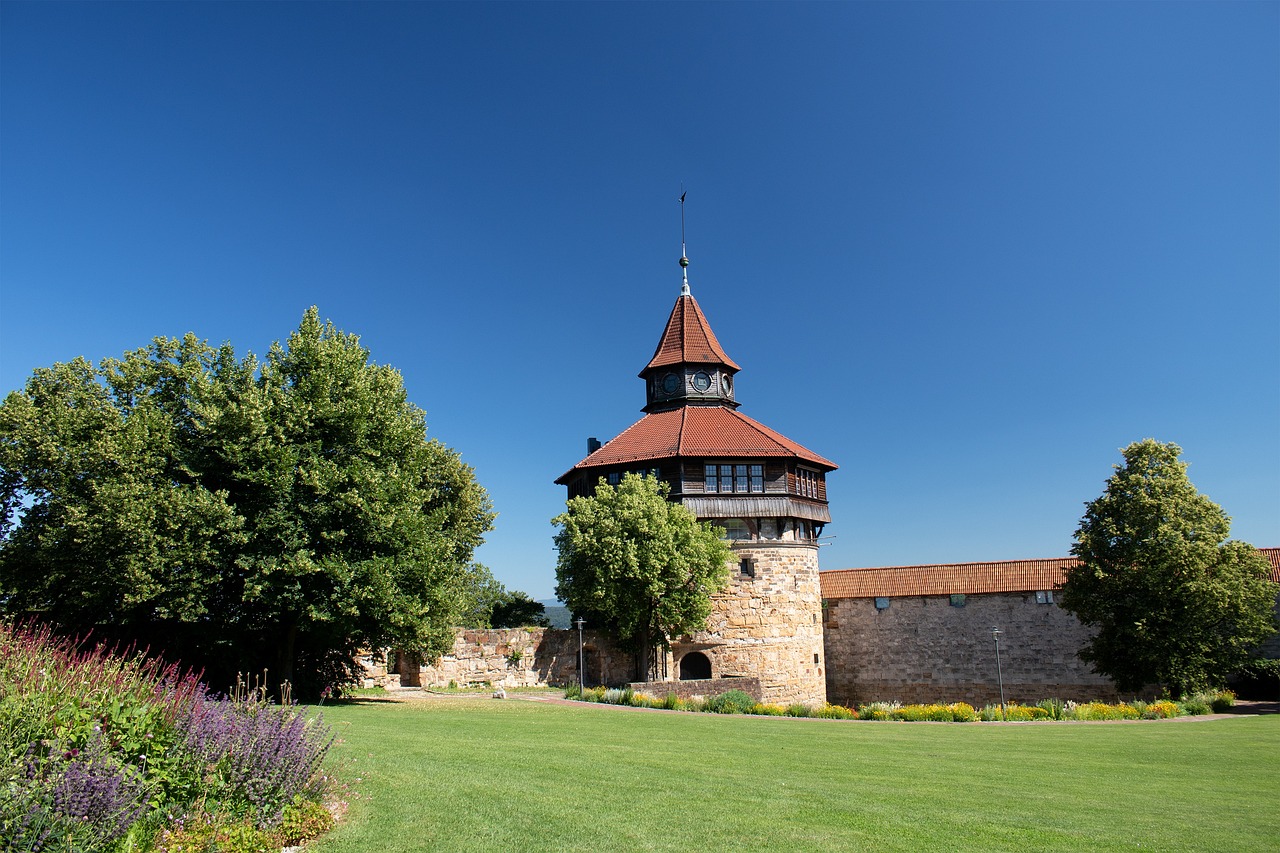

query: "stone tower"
left=555, top=248, right=836, bottom=705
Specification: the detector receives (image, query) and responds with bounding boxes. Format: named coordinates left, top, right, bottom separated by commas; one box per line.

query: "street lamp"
left=575, top=618, right=585, bottom=692
left=991, top=626, right=1006, bottom=721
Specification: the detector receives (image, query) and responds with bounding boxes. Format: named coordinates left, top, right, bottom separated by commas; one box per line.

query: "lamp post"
left=991, top=626, right=1006, bottom=721
left=575, top=618, right=585, bottom=692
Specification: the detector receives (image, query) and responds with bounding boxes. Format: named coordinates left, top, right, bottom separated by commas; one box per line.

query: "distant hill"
left=539, top=600, right=571, bottom=629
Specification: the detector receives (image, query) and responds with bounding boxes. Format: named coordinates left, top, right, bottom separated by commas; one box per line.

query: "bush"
left=813, top=703, right=855, bottom=720
left=707, top=690, right=756, bottom=715
left=1036, top=698, right=1066, bottom=720
left=660, top=692, right=681, bottom=711
left=784, top=704, right=812, bottom=718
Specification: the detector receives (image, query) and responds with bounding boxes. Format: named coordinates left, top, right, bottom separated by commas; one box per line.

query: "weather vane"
left=679, top=186, right=690, bottom=296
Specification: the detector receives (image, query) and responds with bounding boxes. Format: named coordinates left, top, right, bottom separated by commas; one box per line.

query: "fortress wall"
left=376, top=628, right=634, bottom=690
left=823, top=592, right=1122, bottom=707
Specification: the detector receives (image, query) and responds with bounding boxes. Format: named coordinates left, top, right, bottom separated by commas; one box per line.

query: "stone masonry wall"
left=823, top=592, right=1122, bottom=706
left=691, top=543, right=826, bottom=706
left=375, top=628, right=636, bottom=690
left=625, top=677, right=763, bottom=702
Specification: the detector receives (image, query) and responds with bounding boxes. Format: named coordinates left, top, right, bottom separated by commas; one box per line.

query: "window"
left=795, top=468, right=821, bottom=499
left=1035, top=590, right=1055, bottom=605
left=950, top=594, right=966, bottom=608
left=739, top=557, right=755, bottom=578
left=721, top=519, right=750, bottom=541
left=705, top=462, right=764, bottom=493
left=874, top=597, right=890, bottom=610
left=607, top=472, right=620, bottom=485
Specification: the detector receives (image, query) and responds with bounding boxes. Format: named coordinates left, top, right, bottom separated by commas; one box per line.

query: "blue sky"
left=2, top=2, right=1277, bottom=601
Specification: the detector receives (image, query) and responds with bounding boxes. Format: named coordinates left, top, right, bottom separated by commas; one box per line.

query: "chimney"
left=587, top=437, right=602, bottom=454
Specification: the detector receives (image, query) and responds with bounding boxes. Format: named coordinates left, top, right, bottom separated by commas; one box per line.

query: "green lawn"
left=312, top=697, right=1279, bottom=852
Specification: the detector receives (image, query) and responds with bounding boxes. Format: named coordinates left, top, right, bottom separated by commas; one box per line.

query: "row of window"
left=795, top=468, right=821, bottom=499
left=598, top=464, right=824, bottom=498
left=705, top=464, right=763, bottom=494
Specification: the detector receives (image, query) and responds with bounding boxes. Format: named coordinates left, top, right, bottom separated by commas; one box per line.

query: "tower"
left=555, top=233, right=836, bottom=705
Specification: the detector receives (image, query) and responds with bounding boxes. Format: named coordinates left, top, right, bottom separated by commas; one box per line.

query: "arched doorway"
left=679, top=651, right=711, bottom=680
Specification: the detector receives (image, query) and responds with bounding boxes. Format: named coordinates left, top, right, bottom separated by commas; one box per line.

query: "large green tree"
left=0, top=308, right=494, bottom=697
left=1059, top=439, right=1277, bottom=696
left=552, top=473, right=732, bottom=680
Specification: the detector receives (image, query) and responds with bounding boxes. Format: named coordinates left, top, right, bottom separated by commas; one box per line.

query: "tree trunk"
left=276, top=619, right=298, bottom=696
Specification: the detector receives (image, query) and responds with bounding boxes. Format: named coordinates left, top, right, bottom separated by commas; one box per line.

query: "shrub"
left=1209, top=690, right=1235, bottom=713
left=1178, top=697, right=1212, bottom=716
left=1036, top=698, right=1066, bottom=720
left=813, top=703, right=855, bottom=720
left=857, top=701, right=898, bottom=721
left=660, top=692, right=681, bottom=711
left=708, top=690, right=756, bottom=715
left=948, top=702, right=978, bottom=722
left=276, top=794, right=336, bottom=845
left=784, top=704, right=812, bottom=718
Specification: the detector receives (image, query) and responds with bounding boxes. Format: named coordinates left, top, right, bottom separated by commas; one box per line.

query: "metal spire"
left=678, top=188, right=690, bottom=296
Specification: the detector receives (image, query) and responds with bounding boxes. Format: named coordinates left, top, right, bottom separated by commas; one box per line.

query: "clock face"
left=661, top=373, right=681, bottom=394
left=692, top=371, right=712, bottom=392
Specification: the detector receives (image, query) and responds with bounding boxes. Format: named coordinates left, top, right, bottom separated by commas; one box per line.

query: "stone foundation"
left=625, top=676, right=762, bottom=702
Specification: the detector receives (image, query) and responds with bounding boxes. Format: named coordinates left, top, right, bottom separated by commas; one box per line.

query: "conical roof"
left=642, top=293, right=741, bottom=374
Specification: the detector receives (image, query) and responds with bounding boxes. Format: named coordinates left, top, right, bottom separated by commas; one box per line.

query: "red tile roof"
left=556, top=405, right=837, bottom=483
left=820, top=547, right=1280, bottom=599
left=643, top=294, right=741, bottom=373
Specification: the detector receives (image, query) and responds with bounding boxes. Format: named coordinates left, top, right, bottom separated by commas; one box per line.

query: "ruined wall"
left=823, top=592, right=1121, bottom=706
left=378, top=628, right=635, bottom=689
left=690, top=543, right=826, bottom=706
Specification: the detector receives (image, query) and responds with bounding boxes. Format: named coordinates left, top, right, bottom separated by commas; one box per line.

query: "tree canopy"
left=552, top=473, right=732, bottom=679
left=455, top=564, right=549, bottom=628
left=0, top=308, right=495, bottom=698
left=1059, top=439, right=1277, bottom=696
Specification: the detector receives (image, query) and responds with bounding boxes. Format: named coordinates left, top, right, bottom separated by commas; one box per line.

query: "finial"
left=679, top=187, right=690, bottom=296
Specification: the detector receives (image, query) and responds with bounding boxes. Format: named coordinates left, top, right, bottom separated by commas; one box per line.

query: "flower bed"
left=563, top=683, right=1235, bottom=724
left=0, top=620, right=337, bottom=852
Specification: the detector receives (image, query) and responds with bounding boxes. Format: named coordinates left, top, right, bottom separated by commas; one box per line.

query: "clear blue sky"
left=2, top=2, right=1277, bottom=601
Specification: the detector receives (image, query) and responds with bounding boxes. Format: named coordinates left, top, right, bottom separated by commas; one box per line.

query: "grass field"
left=311, top=696, right=1279, bottom=852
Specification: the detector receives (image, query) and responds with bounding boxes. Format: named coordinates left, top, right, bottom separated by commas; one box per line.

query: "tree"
left=1059, top=439, right=1278, bottom=696
left=453, top=565, right=549, bottom=628
left=490, top=591, right=550, bottom=629
left=552, top=473, right=732, bottom=680
left=0, top=308, right=495, bottom=698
